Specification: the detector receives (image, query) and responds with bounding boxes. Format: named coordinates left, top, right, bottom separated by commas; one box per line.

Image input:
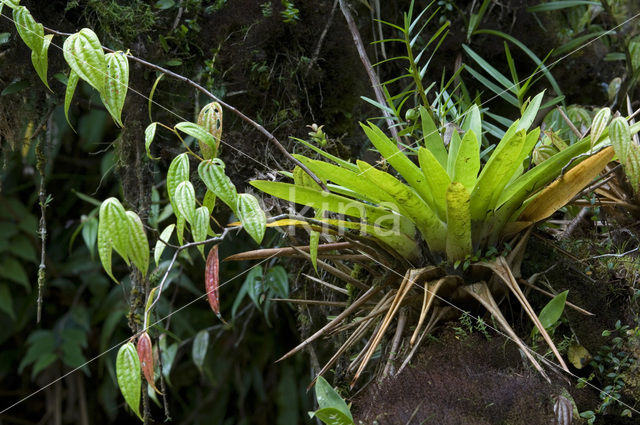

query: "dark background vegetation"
left=0, top=0, right=639, bottom=424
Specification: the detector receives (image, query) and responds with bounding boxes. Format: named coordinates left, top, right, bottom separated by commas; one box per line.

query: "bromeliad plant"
left=247, top=91, right=637, bottom=385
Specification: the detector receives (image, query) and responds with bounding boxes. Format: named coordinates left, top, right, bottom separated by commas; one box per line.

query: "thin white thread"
left=0, top=254, right=277, bottom=415
left=1, top=6, right=638, bottom=417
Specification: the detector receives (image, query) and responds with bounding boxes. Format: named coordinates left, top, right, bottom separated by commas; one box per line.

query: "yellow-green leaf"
left=418, top=147, right=451, bottom=220
left=31, top=34, right=52, bottom=90
left=419, top=106, right=447, bottom=167
left=202, top=189, right=216, bottom=222
left=63, top=28, right=107, bottom=93
left=154, top=224, right=175, bottom=266
left=237, top=193, right=266, bottom=244
left=623, top=143, right=640, bottom=194
left=100, top=51, right=129, bottom=127
left=360, top=122, right=435, bottom=207
left=452, top=130, right=480, bottom=191
left=445, top=182, right=472, bottom=262
left=64, top=70, right=79, bottom=129
left=357, top=160, right=446, bottom=252
left=13, top=6, right=43, bottom=53
left=198, top=159, right=238, bottom=211
left=116, top=342, right=142, bottom=420
left=144, top=122, right=159, bottom=159
left=470, top=129, right=526, bottom=220
left=125, top=211, right=149, bottom=278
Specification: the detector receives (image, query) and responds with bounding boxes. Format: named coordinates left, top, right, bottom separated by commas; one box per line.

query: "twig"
left=304, top=0, right=338, bottom=77
left=587, top=247, right=639, bottom=260
left=338, top=0, right=401, bottom=145
left=40, top=26, right=328, bottom=191
left=557, top=106, right=583, bottom=139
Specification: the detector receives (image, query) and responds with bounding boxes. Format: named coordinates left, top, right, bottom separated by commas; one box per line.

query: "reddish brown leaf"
left=136, top=332, right=160, bottom=393
left=205, top=244, right=220, bottom=316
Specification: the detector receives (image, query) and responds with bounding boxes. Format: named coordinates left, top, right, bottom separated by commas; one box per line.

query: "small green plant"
left=577, top=320, right=639, bottom=422
left=309, top=376, right=355, bottom=425
left=280, top=0, right=299, bottom=24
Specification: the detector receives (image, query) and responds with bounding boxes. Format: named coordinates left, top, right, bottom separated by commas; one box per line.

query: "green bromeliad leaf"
left=417, top=147, right=450, bottom=220
left=192, top=206, right=210, bottom=257
left=116, top=342, right=142, bottom=420
left=144, top=122, right=158, bottom=159
left=125, top=211, right=149, bottom=278
left=236, top=193, right=266, bottom=244
left=360, top=122, right=435, bottom=208
left=356, top=160, right=446, bottom=253
left=452, top=130, right=480, bottom=191
left=63, top=28, right=107, bottom=93
left=470, top=128, right=526, bottom=220
left=64, top=70, right=79, bottom=129
left=198, top=159, right=238, bottom=211
left=175, top=181, right=196, bottom=224
left=445, top=182, right=472, bottom=262
left=101, top=51, right=129, bottom=127
left=175, top=122, right=217, bottom=159
left=251, top=181, right=402, bottom=231
left=154, top=224, right=175, bottom=266
left=97, top=197, right=131, bottom=283
left=419, top=106, right=448, bottom=167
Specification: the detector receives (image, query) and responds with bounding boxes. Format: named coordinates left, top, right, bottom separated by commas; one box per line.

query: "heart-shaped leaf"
left=175, top=122, right=217, bottom=159
left=98, top=197, right=131, bottom=282
left=64, top=70, right=79, bottom=129
left=197, top=102, right=223, bottom=159
left=100, top=51, right=129, bottom=127
left=116, top=342, right=142, bottom=420
left=192, top=329, right=209, bottom=372
left=13, top=6, right=43, bottom=53
left=610, top=116, right=631, bottom=162
left=63, top=28, right=106, bottom=93
left=236, top=193, right=266, bottom=244
left=175, top=181, right=196, bottom=224
left=144, top=122, right=159, bottom=159
left=590, top=107, right=611, bottom=147
left=154, top=224, right=175, bottom=266
left=31, top=34, right=52, bottom=89
left=192, top=206, right=210, bottom=257
left=167, top=153, right=190, bottom=218
left=198, top=159, right=237, bottom=211
left=125, top=211, right=149, bottom=277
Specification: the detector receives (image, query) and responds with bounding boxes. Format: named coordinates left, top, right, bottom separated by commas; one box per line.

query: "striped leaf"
left=590, top=108, right=611, bottom=147
left=13, top=6, right=43, bottom=53
left=144, top=122, right=159, bottom=159
left=610, top=116, right=630, bottom=162
left=31, top=34, right=52, bottom=89
left=62, top=28, right=107, bottom=93
left=175, top=181, right=196, bottom=224
left=175, top=122, right=217, bottom=159
left=116, top=343, right=142, bottom=420
left=623, top=143, right=640, bottom=194
left=154, top=224, right=175, bottom=266
left=197, top=102, right=223, bottom=159
left=101, top=52, right=129, bottom=127
left=125, top=211, right=149, bottom=278
left=237, top=193, right=266, bottom=244
left=192, top=206, right=210, bottom=257
left=98, top=197, right=131, bottom=283
left=167, top=153, right=190, bottom=219
left=64, top=70, right=79, bottom=129
left=198, top=159, right=238, bottom=212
